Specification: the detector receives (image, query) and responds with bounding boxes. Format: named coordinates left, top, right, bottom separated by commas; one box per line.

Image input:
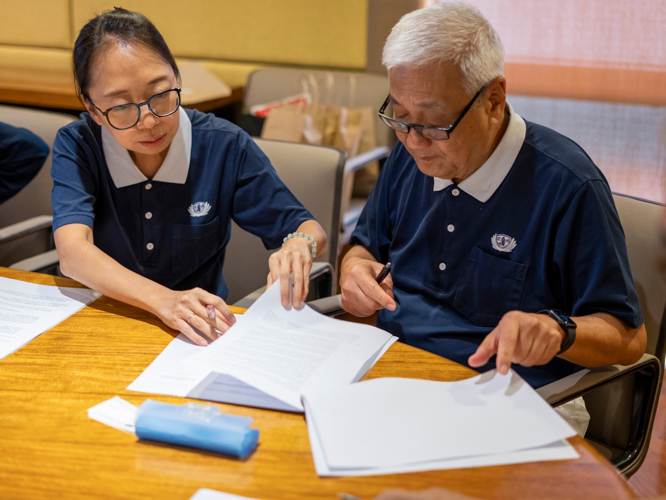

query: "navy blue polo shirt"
left=0, top=122, right=49, bottom=204
left=51, top=107, right=313, bottom=299
left=351, top=105, right=643, bottom=388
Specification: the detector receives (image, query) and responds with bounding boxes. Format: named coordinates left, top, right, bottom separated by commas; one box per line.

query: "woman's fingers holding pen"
left=155, top=288, right=235, bottom=346
left=196, top=288, right=236, bottom=331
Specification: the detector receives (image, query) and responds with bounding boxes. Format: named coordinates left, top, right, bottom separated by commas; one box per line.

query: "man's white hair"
left=382, top=2, right=504, bottom=96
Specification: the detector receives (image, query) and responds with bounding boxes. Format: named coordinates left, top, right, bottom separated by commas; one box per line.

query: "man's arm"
left=340, top=245, right=396, bottom=317
left=468, top=310, right=647, bottom=375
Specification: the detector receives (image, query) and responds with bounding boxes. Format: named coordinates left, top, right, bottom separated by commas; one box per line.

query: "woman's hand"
left=153, top=287, right=236, bottom=346
left=267, top=237, right=313, bottom=308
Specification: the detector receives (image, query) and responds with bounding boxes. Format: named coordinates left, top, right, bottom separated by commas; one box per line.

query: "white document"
left=0, top=276, right=100, bottom=360
left=88, top=397, right=138, bottom=434
left=127, top=333, right=213, bottom=397
left=130, top=281, right=397, bottom=412
left=190, top=489, right=259, bottom=500
left=303, top=370, right=579, bottom=476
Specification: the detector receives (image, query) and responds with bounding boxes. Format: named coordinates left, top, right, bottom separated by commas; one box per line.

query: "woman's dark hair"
left=73, top=7, right=180, bottom=102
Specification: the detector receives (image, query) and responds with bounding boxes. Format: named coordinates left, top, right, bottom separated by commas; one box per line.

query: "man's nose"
left=405, top=127, right=431, bottom=148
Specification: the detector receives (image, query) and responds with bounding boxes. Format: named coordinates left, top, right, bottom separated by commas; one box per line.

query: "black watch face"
left=552, top=310, right=575, bottom=328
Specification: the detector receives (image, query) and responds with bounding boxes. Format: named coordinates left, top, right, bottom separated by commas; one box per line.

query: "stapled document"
left=128, top=280, right=397, bottom=412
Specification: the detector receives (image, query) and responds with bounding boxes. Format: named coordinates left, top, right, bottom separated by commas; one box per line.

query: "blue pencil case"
left=135, top=399, right=259, bottom=457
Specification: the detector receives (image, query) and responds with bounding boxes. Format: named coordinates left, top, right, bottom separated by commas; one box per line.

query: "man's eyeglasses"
left=88, top=87, right=181, bottom=130
left=378, top=84, right=488, bottom=141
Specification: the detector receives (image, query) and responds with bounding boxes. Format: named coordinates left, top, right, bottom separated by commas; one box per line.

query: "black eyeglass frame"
left=378, top=83, right=489, bottom=141
left=87, top=87, right=182, bottom=130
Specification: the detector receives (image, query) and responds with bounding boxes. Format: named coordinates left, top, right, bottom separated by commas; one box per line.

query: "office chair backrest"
left=0, top=106, right=76, bottom=266
left=612, top=193, right=666, bottom=359
left=0, top=105, right=76, bottom=226
left=243, top=68, right=393, bottom=149
left=223, top=139, right=346, bottom=304
left=582, top=194, right=666, bottom=466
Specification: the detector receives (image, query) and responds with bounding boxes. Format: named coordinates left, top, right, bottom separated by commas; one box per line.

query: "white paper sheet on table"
left=0, top=276, right=100, bottom=360
left=189, top=489, right=258, bottom=500
left=303, top=370, right=579, bottom=476
left=88, top=396, right=138, bottom=434
left=129, top=281, right=397, bottom=412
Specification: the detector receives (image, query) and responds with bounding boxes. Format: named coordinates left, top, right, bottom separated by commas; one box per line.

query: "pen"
left=206, top=304, right=216, bottom=320
left=375, top=262, right=391, bottom=285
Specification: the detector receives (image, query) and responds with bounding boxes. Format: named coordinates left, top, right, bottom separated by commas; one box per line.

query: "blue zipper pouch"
left=135, top=399, right=259, bottom=457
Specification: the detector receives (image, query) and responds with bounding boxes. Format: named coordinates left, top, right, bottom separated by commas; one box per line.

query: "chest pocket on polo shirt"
left=453, top=246, right=528, bottom=327
left=172, top=217, right=222, bottom=276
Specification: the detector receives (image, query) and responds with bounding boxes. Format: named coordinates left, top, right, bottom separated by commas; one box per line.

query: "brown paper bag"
left=261, top=73, right=331, bottom=146
left=260, top=104, right=307, bottom=142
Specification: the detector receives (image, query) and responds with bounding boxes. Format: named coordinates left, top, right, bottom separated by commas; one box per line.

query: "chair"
left=242, top=68, right=394, bottom=255
left=0, top=105, right=75, bottom=273
left=224, top=138, right=346, bottom=305
left=536, top=193, right=666, bottom=477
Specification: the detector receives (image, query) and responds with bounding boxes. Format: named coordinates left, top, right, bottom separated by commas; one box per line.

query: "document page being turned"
left=183, top=280, right=397, bottom=411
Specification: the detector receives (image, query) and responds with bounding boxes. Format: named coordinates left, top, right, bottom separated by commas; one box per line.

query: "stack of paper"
left=303, top=371, right=579, bottom=476
left=128, top=281, right=397, bottom=412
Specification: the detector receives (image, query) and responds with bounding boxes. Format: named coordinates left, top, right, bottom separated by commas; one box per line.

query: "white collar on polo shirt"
left=101, top=106, right=192, bottom=188
left=432, top=101, right=526, bottom=202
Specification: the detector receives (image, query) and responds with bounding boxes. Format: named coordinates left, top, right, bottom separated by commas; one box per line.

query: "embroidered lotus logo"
left=491, top=233, right=517, bottom=252
left=188, top=201, right=211, bottom=217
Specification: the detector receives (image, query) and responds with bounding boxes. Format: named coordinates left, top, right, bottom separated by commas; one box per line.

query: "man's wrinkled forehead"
left=389, top=63, right=466, bottom=108
left=389, top=94, right=444, bottom=110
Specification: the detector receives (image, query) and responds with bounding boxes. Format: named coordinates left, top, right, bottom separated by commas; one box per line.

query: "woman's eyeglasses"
left=88, top=87, right=181, bottom=130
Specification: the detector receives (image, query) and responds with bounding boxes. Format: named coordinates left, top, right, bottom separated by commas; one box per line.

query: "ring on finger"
left=187, top=313, right=194, bottom=324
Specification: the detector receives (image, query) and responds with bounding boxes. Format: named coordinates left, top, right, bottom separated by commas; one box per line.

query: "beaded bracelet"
left=283, top=232, right=317, bottom=260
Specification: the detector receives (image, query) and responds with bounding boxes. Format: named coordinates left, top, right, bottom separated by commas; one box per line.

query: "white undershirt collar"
left=432, top=101, right=526, bottom=202
left=102, top=106, right=192, bottom=188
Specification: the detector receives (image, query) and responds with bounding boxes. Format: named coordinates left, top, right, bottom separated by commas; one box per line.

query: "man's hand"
left=340, top=256, right=396, bottom=317
left=468, top=311, right=564, bottom=374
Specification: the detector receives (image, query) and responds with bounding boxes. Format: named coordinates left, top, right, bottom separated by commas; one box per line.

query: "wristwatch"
left=539, top=309, right=576, bottom=355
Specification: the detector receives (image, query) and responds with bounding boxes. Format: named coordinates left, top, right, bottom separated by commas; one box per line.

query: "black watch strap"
left=538, top=309, right=576, bottom=355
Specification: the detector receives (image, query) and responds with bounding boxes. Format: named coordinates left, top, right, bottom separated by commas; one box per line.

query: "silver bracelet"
left=283, top=232, right=317, bottom=260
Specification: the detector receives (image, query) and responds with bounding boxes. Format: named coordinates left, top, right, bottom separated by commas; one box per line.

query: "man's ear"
left=485, top=76, right=507, bottom=126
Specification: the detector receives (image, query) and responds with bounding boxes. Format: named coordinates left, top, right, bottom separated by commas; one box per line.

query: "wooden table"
left=0, top=269, right=636, bottom=500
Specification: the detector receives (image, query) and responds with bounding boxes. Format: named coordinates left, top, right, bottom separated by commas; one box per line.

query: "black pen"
left=375, top=262, right=391, bottom=284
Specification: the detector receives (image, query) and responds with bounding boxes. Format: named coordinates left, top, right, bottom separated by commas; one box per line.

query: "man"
left=0, top=122, right=49, bottom=204
left=340, top=2, right=646, bottom=433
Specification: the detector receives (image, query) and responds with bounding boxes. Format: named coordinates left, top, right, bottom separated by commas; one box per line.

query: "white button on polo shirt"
left=145, top=212, right=153, bottom=219
left=452, top=188, right=460, bottom=196
left=146, top=243, right=154, bottom=250
left=447, top=224, right=455, bottom=232
left=145, top=183, right=152, bottom=190
left=439, top=262, right=446, bottom=271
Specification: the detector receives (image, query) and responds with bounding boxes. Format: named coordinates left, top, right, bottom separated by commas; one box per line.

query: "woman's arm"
left=267, top=219, right=328, bottom=308
left=55, top=223, right=236, bottom=345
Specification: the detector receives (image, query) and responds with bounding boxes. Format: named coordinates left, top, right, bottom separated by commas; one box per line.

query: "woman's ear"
left=83, top=98, right=104, bottom=127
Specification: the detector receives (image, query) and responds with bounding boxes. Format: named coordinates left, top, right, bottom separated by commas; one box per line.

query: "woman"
left=51, top=8, right=327, bottom=346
